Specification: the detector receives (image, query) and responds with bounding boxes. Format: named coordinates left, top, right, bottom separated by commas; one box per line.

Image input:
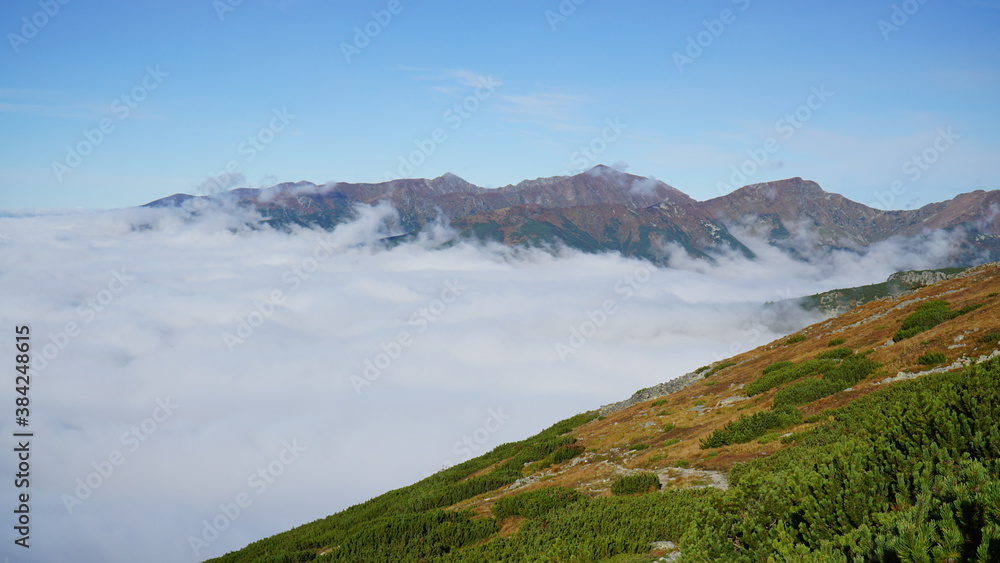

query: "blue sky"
left=1, top=0, right=998, bottom=210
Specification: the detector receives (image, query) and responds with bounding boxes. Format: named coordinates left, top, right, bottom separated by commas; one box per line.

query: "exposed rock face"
left=888, top=269, right=955, bottom=287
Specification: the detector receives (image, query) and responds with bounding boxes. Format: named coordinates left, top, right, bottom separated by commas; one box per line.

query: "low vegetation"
left=773, top=355, right=879, bottom=408
left=492, top=487, right=583, bottom=520
left=918, top=352, right=948, bottom=366
left=700, top=407, right=801, bottom=448
left=610, top=472, right=662, bottom=496
left=893, top=300, right=983, bottom=341
left=816, top=346, right=854, bottom=360
left=685, top=359, right=1000, bottom=561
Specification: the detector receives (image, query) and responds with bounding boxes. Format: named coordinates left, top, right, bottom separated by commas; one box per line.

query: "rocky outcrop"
left=887, top=269, right=955, bottom=288
left=599, top=370, right=704, bottom=415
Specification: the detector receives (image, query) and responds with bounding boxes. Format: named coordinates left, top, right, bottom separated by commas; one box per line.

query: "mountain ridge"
left=146, top=167, right=1000, bottom=266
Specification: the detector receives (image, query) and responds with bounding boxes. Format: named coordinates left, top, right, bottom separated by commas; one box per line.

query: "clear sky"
left=2, top=0, right=998, bottom=210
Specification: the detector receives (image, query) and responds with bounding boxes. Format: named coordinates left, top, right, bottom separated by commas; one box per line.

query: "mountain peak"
left=427, top=172, right=480, bottom=194
left=585, top=163, right=620, bottom=174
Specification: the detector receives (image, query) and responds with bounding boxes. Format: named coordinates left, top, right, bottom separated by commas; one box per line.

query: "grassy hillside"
left=206, top=263, right=1000, bottom=562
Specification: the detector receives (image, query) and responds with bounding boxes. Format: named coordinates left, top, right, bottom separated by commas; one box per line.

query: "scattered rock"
left=717, top=395, right=748, bottom=407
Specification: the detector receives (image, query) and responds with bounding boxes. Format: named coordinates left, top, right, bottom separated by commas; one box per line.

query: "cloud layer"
left=0, top=204, right=961, bottom=562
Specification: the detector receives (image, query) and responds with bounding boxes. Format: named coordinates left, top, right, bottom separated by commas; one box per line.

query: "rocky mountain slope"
left=205, top=263, right=1000, bottom=562
left=146, top=168, right=1000, bottom=266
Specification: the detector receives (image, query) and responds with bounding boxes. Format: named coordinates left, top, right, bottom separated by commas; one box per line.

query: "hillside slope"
left=206, top=263, right=1000, bottom=562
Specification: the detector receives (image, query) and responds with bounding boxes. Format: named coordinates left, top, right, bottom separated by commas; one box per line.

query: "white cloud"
left=0, top=203, right=965, bottom=562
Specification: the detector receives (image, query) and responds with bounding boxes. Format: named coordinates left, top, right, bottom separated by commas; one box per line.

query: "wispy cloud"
left=493, top=92, right=591, bottom=132
left=0, top=89, right=97, bottom=119
left=398, top=66, right=502, bottom=96
left=0, top=88, right=167, bottom=120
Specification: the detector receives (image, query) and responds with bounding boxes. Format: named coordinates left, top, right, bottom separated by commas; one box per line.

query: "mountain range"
left=147, top=166, right=1000, bottom=266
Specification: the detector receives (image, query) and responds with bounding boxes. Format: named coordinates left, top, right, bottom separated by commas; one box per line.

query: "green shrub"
left=762, top=360, right=794, bottom=375
left=651, top=399, right=667, bottom=407
left=816, top=347, right=853, bottom=360
left=629, top=444, right=650, bottom=452
left=662, top=423, right=676, bottom=433
left=779, top=432, right=803, bottom=444
left=827, top=337, right=846, bottom=347
left=980, top=332, right=1000, bottom=344
left=988, top=292, right=998, bottom=298
left=744, top=359, right=836, bottom=397
left=786, top=334, right=807, bottom=344
left=917, top=352, right=947, bottom=366
left=757, top=433, right=779, bottom=444
left=893, top=300, right=979, bottom=342
left=700, top=407, right=801, bottom=448
left=551, top=444, right=586, bottom=464
left=803, top=413, right=829, bottom=424
left=492, top=487, right=584, bottom=520
left=956, top=303, right=984, bottom=315
left=772, top=378, right=842, bottom=409
left=772, top=355, right=879, bottom=408
left=681, top=358, right=1000, bottom=562
left=610, top=473, right=662, bottom=495
left=661, top=438, right=680, bottom=447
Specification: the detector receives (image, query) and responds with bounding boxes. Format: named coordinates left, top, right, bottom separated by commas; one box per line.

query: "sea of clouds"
left=0, top=200, right=964, bottom=562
